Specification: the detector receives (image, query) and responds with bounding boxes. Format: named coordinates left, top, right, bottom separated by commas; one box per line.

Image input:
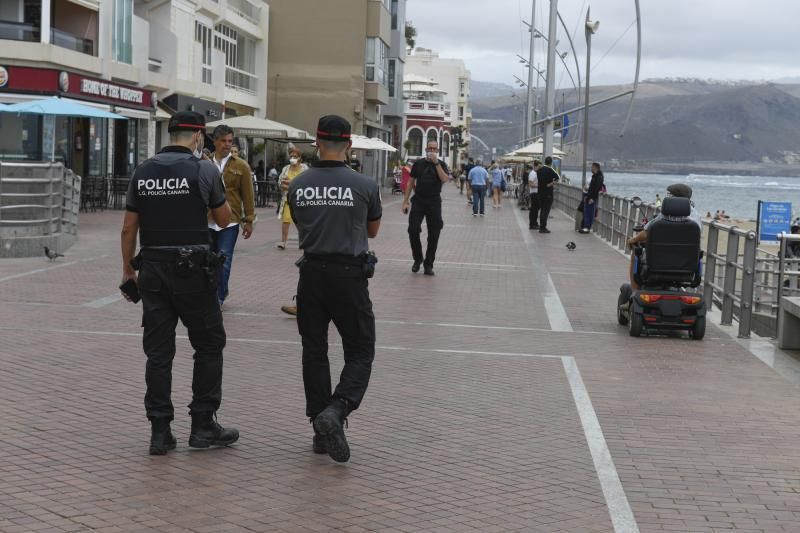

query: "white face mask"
left=289, top=157, right=299, bottom=165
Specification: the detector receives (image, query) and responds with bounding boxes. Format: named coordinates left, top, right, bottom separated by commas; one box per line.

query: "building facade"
left=0, top=0, right=269, bottom=177
left=405, top=47, right=471, bottom=167
left=266, top=0, right=399, bottom=182
left=382, top=0, right=406, bottom=159
left=402, top=75, right=451, bottom=163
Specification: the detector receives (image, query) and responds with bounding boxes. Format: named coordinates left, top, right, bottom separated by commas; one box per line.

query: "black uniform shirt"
left=288, top=161, right=382, bottom=256
left=411, top=159, right=450, bottom=198
left=536, top=165, right=560, bottom=198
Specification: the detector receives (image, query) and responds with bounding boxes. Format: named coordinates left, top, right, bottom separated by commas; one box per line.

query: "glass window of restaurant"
left=0, top=113, right=42, bottom=161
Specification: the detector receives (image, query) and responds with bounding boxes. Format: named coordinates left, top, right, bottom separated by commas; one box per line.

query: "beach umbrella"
left=0, top=97, right=127, bottom=119
left=206, top=114, right=312, bottom=140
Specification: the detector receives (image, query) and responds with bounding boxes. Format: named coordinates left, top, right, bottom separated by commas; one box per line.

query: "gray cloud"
left=407, top=0, right=800, bottom=86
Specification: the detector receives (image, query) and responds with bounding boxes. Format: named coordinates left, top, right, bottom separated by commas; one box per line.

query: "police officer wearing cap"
left=288, top=115, right=382, bottom=463
left=120, top=111, right=240, bottom=455
left=626, top=182, right=702, bottom=289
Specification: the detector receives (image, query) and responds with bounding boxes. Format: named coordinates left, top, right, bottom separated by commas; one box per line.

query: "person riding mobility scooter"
left=617, top=193, right=706, bottom=339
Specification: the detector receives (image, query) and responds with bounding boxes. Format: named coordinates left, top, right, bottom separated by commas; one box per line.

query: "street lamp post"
left=525, top=0, right=537, bottom=141
left=581, top=9, right=599, bottom=190
left=542, top=0, right=559, bottom=160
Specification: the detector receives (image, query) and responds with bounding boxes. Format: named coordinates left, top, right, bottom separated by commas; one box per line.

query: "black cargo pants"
left=137, top=254, right=226, bottom=420
left=408, top=195, right=444, bottom=267
left=296, top=256, right=376, bottom=419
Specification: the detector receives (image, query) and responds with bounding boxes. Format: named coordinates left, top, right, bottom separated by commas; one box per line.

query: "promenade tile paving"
left=2, top=185, right=800, bottom=532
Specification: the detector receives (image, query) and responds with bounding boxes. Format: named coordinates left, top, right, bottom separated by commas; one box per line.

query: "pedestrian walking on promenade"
left=288, top=115, right=382, bottom=463
left=276, top=146, right=308, bottom=250
left=536, top=156, right=560, bottom=233
left=402, top=140, right=451, bottom=275
left=529, top=160, right=542, bottom=229
left=120, top=111, right=239, bottom=456
left=518, top=164, right=531, bottom=210
left=464, top=157, right=475, bottom=204
left=490, top=162, right=504, bottom=208
left=209, top=124, right=256, bottom=306
left=468, top=160, right=489, bottom=217
left=580, top=162, right=604, bottom=233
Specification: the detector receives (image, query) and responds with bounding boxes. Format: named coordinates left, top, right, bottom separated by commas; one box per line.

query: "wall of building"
left=267, top=0, right=368, bottom=134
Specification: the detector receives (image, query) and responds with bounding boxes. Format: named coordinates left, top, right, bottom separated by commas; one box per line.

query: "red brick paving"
left=1, top=185, right=800, bottom=531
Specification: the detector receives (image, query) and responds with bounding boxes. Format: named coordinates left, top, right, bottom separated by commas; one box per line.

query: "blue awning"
left=0, top=97, right=127, bottom=119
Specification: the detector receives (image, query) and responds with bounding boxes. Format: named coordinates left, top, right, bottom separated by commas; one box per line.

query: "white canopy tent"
left=512, top=140, right=567, bottom=159
left=206, top=115, right=312, bottom=140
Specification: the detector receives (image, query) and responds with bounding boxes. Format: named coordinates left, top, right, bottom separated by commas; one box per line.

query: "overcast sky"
left=406, top=0, right=800, bottom=87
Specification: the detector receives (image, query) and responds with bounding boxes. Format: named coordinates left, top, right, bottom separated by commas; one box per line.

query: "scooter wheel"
left=691, top=316, right=706, bottom=340
left=617, top=305, right=629, bottom=325
left=628, top=311, right=644, bottom=337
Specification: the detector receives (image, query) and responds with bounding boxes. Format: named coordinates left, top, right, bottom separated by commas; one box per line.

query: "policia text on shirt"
left=288, top=115, right=382, bottom=463
left=120, top=111, right=240, bottom=456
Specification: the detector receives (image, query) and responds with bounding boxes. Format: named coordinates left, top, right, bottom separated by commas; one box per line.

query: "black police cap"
left=316, top=115, right=351, bottom=142
left=168, top=111, right=206, bottom=133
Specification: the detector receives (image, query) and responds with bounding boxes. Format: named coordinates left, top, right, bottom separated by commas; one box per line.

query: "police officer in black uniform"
left=288, top=115, right=382, bottom=463
left=120, top=111, right=240, bottom=455
left=402, top=139, right=450, bottom=275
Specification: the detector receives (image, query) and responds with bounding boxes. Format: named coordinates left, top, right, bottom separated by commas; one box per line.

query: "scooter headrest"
left=661, top=197, right=691, bottom=217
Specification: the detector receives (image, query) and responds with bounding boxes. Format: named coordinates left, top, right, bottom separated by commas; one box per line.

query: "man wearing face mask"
left=402, top=140, right=450, bottom=275
left=121, top=111, right=240, bottom=455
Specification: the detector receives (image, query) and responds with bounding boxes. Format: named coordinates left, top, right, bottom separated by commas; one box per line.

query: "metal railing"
left=227, top=0, right=261, bottom=25
left=0, top=20, right=39, bottom=42
left=51, top=28, right=94, bottom=55
left=225, top=66, right=258, bottom=95
left=553, top=182, right=799, bottom=339
left=0, top=161, right=80, bottom=239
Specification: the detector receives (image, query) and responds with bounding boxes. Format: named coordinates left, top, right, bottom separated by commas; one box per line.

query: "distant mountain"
left=469, top=81, right=519, bottom=101
left=468, top=79, right=800, bottom=172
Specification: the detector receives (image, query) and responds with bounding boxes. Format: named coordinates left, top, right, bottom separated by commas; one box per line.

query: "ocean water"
left=566, top=172, right=800, bottom=221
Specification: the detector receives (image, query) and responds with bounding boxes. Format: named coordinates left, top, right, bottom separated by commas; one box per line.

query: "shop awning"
left=206, top=115, right=312, bottom=140
left=0, top=97, right=126, bottom=119
left=155, top=107, right=172, bottom=120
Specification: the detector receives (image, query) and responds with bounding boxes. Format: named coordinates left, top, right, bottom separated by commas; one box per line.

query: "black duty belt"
left=303, top=253, right=363, bottom=266
left=141, top=247, right=209, bottom=262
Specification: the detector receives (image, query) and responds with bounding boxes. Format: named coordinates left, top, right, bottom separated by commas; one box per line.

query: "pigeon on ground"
left=44, top=246, right=64, bottom=261
left=565, top=241, right=577, bottom=251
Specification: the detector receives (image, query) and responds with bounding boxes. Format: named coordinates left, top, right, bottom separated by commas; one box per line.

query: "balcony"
left=365, top=82, right=389, bottom=105
left=51, top=27, right=93, bottom=55
left=227, top=0, right=261, bottom=25
left=404, top=100, right=447, bottom=120
left=0, top=20, right=39, bottom=42
left=225, top=66, right=258, bottom=95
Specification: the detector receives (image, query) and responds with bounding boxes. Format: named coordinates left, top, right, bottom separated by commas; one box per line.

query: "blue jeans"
left=210, top=225, right=239, bottom=303
left=583, top=200, right=597, bottom=230
left=472, top=186, right=486, bottom=214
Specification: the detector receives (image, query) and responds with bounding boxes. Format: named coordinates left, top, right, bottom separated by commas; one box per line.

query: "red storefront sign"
left=0, top=66, right=155, bottom=111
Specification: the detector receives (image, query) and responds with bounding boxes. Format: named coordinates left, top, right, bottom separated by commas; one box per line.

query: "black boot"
left=188, top=412, right=239, bottom=449
left=313, top=398, right=351, bottom=463
left=312, top=426, right=327, bottom=454
left=149, top=418, right=177, bottom=456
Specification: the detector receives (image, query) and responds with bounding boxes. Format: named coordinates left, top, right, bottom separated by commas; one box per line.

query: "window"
left=365, top=37, right=389, bottom=88
left=215, top=23, right=257, bottom=93
left=113, top=0, right=133, bottom=64
left=407, top=129, right=423, bottom=157
left=458, top=106, right=464, bottom=121
left=195, top=21, right=212, bottom=84
left=391, top=0, right=398, bottom=30
left=459, top=80, right=466, bottom=97
left=427, top=130, right=438, bottom=145
left=388, top=60, right=396, bottom=98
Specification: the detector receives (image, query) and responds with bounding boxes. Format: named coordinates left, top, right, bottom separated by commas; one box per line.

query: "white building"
left=0, top=0, right=269, bottom=177
left=405, top=47, right=471, bottom=165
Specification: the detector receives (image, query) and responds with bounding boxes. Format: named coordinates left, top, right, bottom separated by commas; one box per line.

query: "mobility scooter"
left=617, top=196, right=706, bottom=339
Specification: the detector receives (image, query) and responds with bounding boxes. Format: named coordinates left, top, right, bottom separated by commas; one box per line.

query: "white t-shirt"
left=528, top=170, right=538, bottom=193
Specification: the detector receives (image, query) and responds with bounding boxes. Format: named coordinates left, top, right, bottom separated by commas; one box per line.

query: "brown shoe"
left=281, top=305, right=297, bottom=316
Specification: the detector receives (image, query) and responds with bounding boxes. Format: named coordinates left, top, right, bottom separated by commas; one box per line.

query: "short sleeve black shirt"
left=411, top=159, right=449, bottom=198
